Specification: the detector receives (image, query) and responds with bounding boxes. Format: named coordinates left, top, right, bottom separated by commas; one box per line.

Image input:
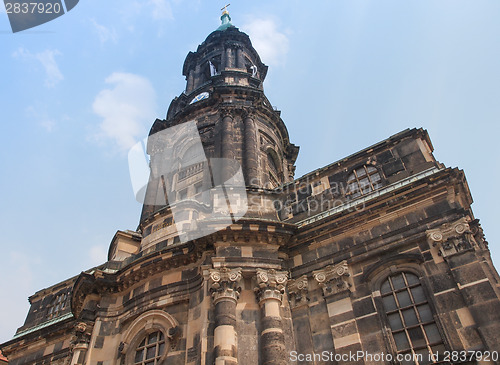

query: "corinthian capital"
left=209, top=267, right=242, bottom=303
left=254, top=269, right=288, bottom=304
left=287, top=275, right=309, bottom=308
left=220, top=107, right=234, bottom=119
left=312, top=261, right=351, bottom=297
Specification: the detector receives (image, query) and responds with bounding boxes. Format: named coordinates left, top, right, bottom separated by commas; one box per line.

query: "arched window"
left=120, top=310, right=180, bottom=364
left=267, top=152, right=278, bottom=173
left=346, top=165, right=382, bottom=198
left=267, top=151, right=280, bottom=189
left=381, top=272, right=445, bottom=364
left=134, top=330, right=166, bottom=365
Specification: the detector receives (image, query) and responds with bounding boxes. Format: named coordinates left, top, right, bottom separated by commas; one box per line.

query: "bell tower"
left=138, top=10, right=299, bottom=250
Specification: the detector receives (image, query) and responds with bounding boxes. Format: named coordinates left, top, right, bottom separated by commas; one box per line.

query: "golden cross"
left=221, top=4, right=230, bottom=14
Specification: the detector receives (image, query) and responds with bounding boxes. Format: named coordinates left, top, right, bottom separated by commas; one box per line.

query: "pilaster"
left=313, top=261, right=362, bottom=362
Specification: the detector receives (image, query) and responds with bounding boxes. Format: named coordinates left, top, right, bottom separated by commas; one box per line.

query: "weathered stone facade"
left=2, top=12, right=500, bottom=365
left=0, top=351, right=8, bottom=364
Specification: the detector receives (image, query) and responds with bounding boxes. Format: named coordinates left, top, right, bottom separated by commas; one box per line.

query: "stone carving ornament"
left=287, top=275, right=309, bottom=308
left=254, top=268, right=288, bottom=303
left=312, top=261, right=352, bottom=297
left=209, top=267, right=243, bottom=303
left=426, top=217, right=473, bottom=257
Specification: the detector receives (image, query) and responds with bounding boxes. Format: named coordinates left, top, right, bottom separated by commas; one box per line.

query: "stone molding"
left=427, top=217, right=473, bottom=257
left=209, top=267, right=243, bottom=304
left=71, top=242, right=207, bottom=317
left=312, top=260, right=352, bottom=297
left=119, top=310, right=181, bottom=363
left=254, top=269, right=288, bottom=304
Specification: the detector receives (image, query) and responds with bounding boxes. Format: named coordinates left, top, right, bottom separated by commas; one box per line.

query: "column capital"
left=426, top=217, right=473, bottom=257
left=71, top=321, right=93, bottom=346
left=220, top=108, right=234, bottom=119
left=242, top=108, right=257, bottom=120
left=254, top=268, right=288, bottom=304
left=209, top=267, right=242, bottom=304
left=312, top=260, right=352, bottom=297
left=287, top=275, right=309, bottom=309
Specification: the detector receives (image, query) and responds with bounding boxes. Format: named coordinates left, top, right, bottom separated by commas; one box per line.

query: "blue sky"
left=1, top=0, right=499, bottom=342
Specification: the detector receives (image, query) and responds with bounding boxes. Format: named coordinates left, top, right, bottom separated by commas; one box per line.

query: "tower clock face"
left=189, top=92, right=209, bottom=104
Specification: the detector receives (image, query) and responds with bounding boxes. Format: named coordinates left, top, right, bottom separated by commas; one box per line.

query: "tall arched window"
left=134, top=330, right=166, bottom=365
left=267, top=151, right=280, bottom=189
left=346, top=165, right=382, bottom=198
left=381, top=272, right=446, bottom=364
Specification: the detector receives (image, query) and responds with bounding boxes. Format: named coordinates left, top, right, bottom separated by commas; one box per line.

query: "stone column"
left=209, top=267, right=242, bottom=365
left=69, top=322, right=92, bottom=365
left=236, top=47, right=245, bottom=70
left=254, top=269, right=288, bottom=365
left=243, top=113, right=259, bottom=187
left=220, top=110, right=233, bottom=183
left=226, top=47, right=234, bottom=68
left=220, top=111, right=232, bottom=159
left=186, top=69, right=195, bottom=94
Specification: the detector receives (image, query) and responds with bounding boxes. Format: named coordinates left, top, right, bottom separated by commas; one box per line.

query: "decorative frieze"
left=209, top=267, right=243, bottom=303
left=312, top=261, right=352, bottom=297
left=427, top=217, right=473, bottom=257
left=287, top=275, right=309, bottom=308
left=254, top=269, right=288, bottom=304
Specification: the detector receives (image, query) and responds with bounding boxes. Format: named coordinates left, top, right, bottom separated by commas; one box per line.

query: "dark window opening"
left=346, top=165, right=382, bottom=198
left=134, top=331, right=166, bottom=365
left=381, top=272, right=446, bottom=364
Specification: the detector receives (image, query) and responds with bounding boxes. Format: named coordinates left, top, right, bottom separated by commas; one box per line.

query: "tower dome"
left=138, top=12, right=299, bottom=249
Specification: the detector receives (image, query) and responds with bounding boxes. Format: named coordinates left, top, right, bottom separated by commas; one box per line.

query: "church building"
left=2, top=10, right=500, bottom=365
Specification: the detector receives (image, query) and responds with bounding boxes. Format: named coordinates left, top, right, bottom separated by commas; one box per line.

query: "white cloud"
left=25, top=103, right=58, bottom=132
left=90, top=18, right=118, bottom=44
left=128, top=0, right=173, bottom=21
left=13, top=48, right=64, bottom=88
left=243, top=18, right=289, bottom=66
left=40, top=119, right=56, bottom=132
left=92, top=72, right=157, bottom=152
left=36, top=50, right=64, bottom=87
left=149, top=0, right=173, bottom=20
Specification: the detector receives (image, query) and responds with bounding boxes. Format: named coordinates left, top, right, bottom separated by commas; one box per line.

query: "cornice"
left=71, top=240, right=211, bottom=319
